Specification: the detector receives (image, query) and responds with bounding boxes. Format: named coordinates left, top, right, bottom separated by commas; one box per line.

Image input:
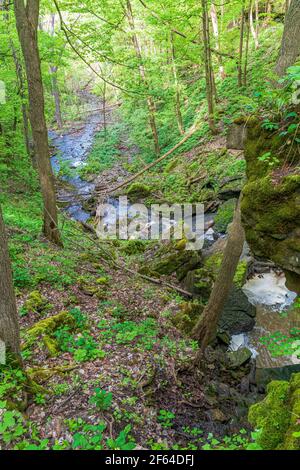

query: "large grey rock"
left=226, top=124, right=248, bottom=150
left=219, top=286, right=256, bottom=335
left=226, top=347, right=252, bottom=369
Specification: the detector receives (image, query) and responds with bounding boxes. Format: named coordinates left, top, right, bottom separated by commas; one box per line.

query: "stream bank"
left=49, top=102, right=299, bottom=399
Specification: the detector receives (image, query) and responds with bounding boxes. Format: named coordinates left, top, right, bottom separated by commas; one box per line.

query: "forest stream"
left=50, top=105, right=299, bottom=387
left=2, top=0, right=300, bottom=454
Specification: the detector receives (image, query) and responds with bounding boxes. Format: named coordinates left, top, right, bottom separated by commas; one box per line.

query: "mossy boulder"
left=77, top=275, right=108, bottom=299
left=183, top=247, right=252, bottom=334
left=226, top=120, right=248, bottom=150
left=226, top=347, right=252, bottom=369
left=248, top=373, right=300, bottom=450
left=218, top=181, right=242, bottom=201
left=22, top=290, right=51, bottom=315
left=242, top=174, right=300, bottom=289
left=219, top=286, right=256, bottom=335
left=127, top=183, right=151, bottom=202
left=203, top=250, right=248, bottom=288
left=242, top=117, right=300, bottom=291
left=172, top=301, right=204, bottom=334
left=141, top=240, right=202, bottom=280
left=183, top=267, right=214, bottom=300
left=24, top=311, right=76, bottom=355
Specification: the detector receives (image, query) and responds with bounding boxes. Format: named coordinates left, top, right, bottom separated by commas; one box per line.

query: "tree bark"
left=126, top=0, right=160, bottom=155
left=210, top=3, right=225, bottom=79
left=275, top=0, right=300, bottom=77
left=0, top=0, right=32, bottom=159
left=50, top=66, right=63, bottom=129
left=0, top=204, right=21, bottom=358
left=103, top=80, right=107, bottom=138
left=250, top=0, right=259, bottom=49
left=243, top=4, right=251, bottom=86
left=14, top=0, right=62, bottom=245
left=49, top=14, right=63, bottom=129
left=170, top=32, right=184, bottom=135
left=201, top=0, right=217, bottom=134
left=192, top=196, right=245, bottom=352
left=238, top=1, right=246, bottom=87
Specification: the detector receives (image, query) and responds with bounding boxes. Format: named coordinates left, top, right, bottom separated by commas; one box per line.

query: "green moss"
left=22, top=290, right=51, bottom=315
left=42, top=335, right=59, bottom=357
left=96, top=277, right=109, bottom=285
left=120, top=239, right=148, bottom=256
left=25, top=311, right=76, bottom=346
left=172, top=301, right=204, bottom=334
left=204, top=252, right=247, bottom=288
left=242, top=174, right=300, bottom=275
left=248, top=380, right=290, bottom=449
left=141, top=241, right=201, bottom=279
left=127, top=183, right=151, bottom=201
left=164, top=158, right=179, bottom=173
left=214, top=199, right=236, bottom=233
left=242, top=117, right=300, bottom=278
left=249, top=373, right=300, bottom=450
left=234, top=260, right=248, bottom=288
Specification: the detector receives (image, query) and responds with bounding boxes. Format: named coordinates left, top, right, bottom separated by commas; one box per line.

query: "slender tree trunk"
left=50, top=66, right=63, bottom=129
left=103, top=81, right=107, bottom=138
left=192, top=196, right=245, bottom=352
left=243, top=5, right=251, bottom=86
left=275, top=0, right=300, bottom=77
left=210, top=3, right=225, bottom=79
left=14, top=0, right=62, bottom=246
left=238, top=1, right=246, bottom=87
left=250, top=0, right=259, bottom=49
left=201, top=0, right=216, bottom=134
left=126, top=0, right=160, bottom=155
left=0, top=0, right=31, bottom=159
left=49, top=14, right=63, bottom=129
left=0, top=204, right=21, bottom=359
left=170, top=32, right=184, bottom=135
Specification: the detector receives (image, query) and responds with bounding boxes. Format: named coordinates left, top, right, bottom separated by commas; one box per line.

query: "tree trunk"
left=275, top=0, right=300, bottom=77
left=192, top=196, right=245, bottom=352
left=126, top=0, right=160, bottom=155
left=243, top=5, right=251, bottom=86
left=201, top=0, right=216, bottom=134
left=14, top=0, right=62, bottom=245
left=170, top=32, right=184, bottom=135
left=49, top=14, right=63, bottom=129
left=103, top=81, right=107, bottom=138
left=238, top=1, right=246, bottom=87
left=0, top=0, right=31, bottom=159
left=50, top=66, right=63, bottom=129
left=0, top=204, right=21, bottom=359
left=250, top=0, right=259, bottom=49
left=210, top=3, right=225, bottom=79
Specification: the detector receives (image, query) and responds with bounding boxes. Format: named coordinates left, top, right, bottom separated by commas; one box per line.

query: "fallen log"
left=107, top=122, right=200, bottom=194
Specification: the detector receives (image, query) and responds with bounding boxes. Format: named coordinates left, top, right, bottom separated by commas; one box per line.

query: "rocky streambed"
left=49, top=106, right=299, bottom=389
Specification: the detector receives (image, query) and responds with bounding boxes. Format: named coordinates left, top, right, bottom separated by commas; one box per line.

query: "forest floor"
left=9, top=211, right=258, bottom=450
left=1, top=105, right=263, bottom=450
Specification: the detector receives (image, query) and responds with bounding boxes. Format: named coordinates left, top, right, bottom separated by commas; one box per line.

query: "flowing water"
left=230, top=271, right=298, bottom=377
left=49, top=99, right=104, bottom=222
left=50, top=108, right=299, bottom=380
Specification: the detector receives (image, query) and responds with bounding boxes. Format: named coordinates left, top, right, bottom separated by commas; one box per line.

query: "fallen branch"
left=108, top=123, right=200, bottom=194
left=123, top=266, right=193, bottom=298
